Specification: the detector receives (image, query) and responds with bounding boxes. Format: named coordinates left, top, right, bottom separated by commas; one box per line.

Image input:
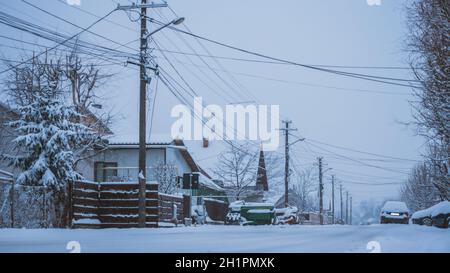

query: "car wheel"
left=423, top=218, right=432, bottom=226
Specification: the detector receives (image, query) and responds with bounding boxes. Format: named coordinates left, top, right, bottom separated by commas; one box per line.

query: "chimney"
left=203, top=137, right=209, bottom=148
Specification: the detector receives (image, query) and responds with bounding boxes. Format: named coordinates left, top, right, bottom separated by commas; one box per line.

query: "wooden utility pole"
left=137, top=0, right=149, bottom=228
left=345, top=191, right=349, bottom=224
left=331, top=175, right=335, bottom=224
left=318, top=157, right=324, bottom=225
left=350, top=196, right=353, bottom=225
left=280, top=120, right=297, bottom=207
left=340, top=184, right=343, bottom=222
left=118, top=1, right=171, bottom=227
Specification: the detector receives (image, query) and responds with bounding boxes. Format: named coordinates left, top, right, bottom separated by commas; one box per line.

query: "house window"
left=94, top=162, right=118, bottom=182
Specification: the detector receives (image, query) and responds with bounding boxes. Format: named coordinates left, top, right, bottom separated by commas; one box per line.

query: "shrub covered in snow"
left=2, top=87, right=102, bottom=190
left=1, top=85, right=105, bottom=227
left=0, top=183, right=57, bottom=228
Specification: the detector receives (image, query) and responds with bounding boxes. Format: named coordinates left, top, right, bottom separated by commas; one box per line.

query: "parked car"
left=431, top=201, right=450, bottom=228
left=275, top=206, right=299, bottom=225
left=412, top=201, right=449, bottom=228
left=411, top=207, right=433, bottom=226
left=380, top=201, right=409, bottom=224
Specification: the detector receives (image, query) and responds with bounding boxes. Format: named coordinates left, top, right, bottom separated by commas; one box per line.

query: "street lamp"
left=145, top=17, right=185, bottom=38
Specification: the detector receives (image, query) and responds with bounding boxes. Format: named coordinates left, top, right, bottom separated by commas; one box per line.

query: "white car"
left=380, top=201, right=409, bottom=224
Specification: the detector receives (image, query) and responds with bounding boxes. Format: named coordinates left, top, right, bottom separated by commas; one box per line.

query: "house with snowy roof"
left=77, top=135, right=226, bottom=200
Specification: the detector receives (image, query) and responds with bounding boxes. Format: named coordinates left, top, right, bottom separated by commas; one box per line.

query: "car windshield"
left=382, top=201, right=409, bottom=212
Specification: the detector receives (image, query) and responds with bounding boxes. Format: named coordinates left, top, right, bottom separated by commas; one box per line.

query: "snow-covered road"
left=0, top=224, right=448, bottom=253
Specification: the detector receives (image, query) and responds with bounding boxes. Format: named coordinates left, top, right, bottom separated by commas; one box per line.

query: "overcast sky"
left=0, top=0, right=426, bottom=207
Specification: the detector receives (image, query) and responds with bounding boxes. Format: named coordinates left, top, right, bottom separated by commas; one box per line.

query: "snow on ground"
left=0, top=224, right=448, bottom=253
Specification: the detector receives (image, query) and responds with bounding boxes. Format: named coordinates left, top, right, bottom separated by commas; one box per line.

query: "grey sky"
left=0, top=0, right=425, bottom=206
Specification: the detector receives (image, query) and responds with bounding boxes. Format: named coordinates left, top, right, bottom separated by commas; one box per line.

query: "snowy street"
left=0, top=224, right=448, bottom=253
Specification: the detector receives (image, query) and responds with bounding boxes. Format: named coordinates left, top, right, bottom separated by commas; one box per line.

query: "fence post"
left=171, top=202, right=178, bottom=227
left=68, top=181, right=73, bottom=228
left=9, top=179, right=14, bottom=228
left=42, top=188, right=46, bottom=228
left=183, top=194, right=191, bottom=225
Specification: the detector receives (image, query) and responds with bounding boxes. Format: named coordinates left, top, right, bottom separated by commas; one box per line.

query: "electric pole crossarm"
left=117, top=3, right=168, bottom=11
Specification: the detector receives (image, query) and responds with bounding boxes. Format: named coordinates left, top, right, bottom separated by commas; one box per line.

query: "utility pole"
left=280, top=120, right=297, bottom=207
left=331, top=175, right=335, bottom=224
left=350, top=196, right=353, bottom=225
left=340, top=184, right=343, bottom=223
left=345, top=191, right=349, bottom=225
left=137, top=0, right=149, bottom=228
left=118, top=0, right=169, bottom=227
left=318, top=157, right=324, bottom=225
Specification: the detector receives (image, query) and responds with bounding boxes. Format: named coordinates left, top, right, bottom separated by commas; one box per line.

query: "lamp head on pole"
left=172, top=17, right=185, bottom=25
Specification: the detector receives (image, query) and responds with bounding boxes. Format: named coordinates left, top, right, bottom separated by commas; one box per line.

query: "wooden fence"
left=72, top=181, right=159, bottom=228
left=158, top=193, right=189, bottom=226
left=72, top=181, right=191, bottom=228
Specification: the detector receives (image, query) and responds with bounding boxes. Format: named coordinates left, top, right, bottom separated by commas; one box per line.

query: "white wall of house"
left=78, top=145, right=194, bottom=182
left=166, top=147, right=192, bottom=175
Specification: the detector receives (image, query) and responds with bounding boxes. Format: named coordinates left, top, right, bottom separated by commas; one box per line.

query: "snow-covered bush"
left=1, top=86, right=104, bottom=227
left=2, top=87, right=100, bottom=189
left=0, top=183, right=57, bottom=228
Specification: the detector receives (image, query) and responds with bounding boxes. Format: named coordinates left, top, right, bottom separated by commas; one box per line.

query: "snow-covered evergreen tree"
left=2, top=86, right=101, bottom=190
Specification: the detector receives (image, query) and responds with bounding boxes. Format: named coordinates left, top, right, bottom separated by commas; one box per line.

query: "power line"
left=22, top=0, right=139, bottom=55
left=160, top=22, right=422, bottom=88
left=154, top=57, right=412, bottom=96
left=0, top=8, right=120, bottom=75
left=305, top=141, right=410, bottom=175
left=165, top=6, right=261, bottom=104
left=55, top=0, right=138, bottom=33
left=306, top=138, right=421, bottom=162
left=152, top=48, right=417, bottom=71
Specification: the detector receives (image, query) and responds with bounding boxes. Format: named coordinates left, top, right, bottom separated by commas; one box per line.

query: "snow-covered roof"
left=196, top=172, right=224, bottom=191
left=107, top=133, right=174, bottom=145
left=183, top=140, right=228, bottom=176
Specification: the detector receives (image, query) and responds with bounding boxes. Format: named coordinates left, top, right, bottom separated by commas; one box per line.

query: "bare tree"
left=264, top=151, right=284, bottom=190
left=4, top=53, right=65, bottom=107
left=291, top=167, right=316, bottom=212
left=153, top=161, right=179, bottom=195
left=400, top=163, right=440, bottom=211
left=214, top=143, right=259, bottom=200
left=406, top=0, right=449, bottom=200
